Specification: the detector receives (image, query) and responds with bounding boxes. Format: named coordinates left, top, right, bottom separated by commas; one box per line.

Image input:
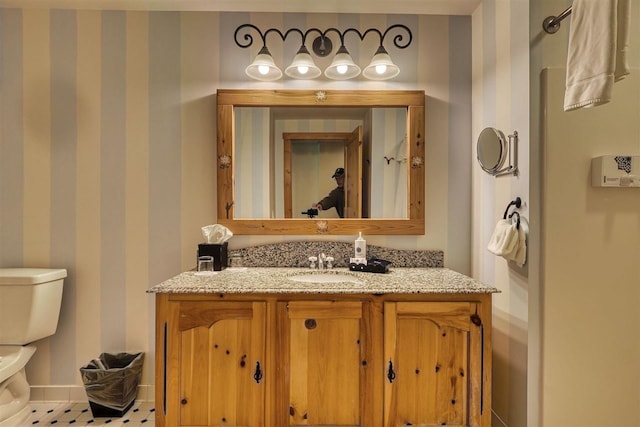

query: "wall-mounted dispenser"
left=591, top=155, right=640, bottom=187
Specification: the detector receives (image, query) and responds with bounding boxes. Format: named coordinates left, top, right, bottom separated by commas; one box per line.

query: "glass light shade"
left=285, top=45, right=321, bottom=79
left=324, top=45, right=361, bottom=80
left=245, top=46, right=282, bottom=81
left=362, top=45, right=400, bottom=80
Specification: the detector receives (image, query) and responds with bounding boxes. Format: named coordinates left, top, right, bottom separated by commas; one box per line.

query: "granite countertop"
left=147, top=267, right=499, bottom=295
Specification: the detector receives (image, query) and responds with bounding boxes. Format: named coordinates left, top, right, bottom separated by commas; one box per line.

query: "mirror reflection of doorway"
left=283, top=126, right=363, bottom=218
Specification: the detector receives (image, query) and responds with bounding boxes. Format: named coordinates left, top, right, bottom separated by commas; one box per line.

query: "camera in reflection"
left=301, top=208, right=319, bottom=218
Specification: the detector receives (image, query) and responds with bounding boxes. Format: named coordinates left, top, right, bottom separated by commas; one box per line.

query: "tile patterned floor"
left=23, top=401, right=154, bottom=426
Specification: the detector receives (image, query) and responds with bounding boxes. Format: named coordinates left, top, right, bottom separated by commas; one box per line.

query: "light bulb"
left=324, top=45, right=360, bottom=80
left=375, top=64, right=387, bottom=75
left=258, top=65, right=270, bottom=75
left=285, top=45, right=321, bottom=79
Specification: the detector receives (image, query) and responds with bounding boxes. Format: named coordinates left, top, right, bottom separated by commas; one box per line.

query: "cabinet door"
left=178, top=301, right=266, bottom=427
left=384, top=302, right=481, bottom=427
left=277, top=300, right=371, bottom=427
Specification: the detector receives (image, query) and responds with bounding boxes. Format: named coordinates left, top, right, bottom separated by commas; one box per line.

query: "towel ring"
left=502, top=197, right=522, bottom=220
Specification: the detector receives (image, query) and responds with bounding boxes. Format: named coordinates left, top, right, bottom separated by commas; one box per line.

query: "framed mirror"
left=217, top=89, right=425, bottom=235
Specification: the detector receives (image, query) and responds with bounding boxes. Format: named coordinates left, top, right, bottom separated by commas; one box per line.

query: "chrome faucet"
left=308, top=256, right=317, bottom=269
left=318, top=253, right=326, bottom=269
left=325, top=256, right=334, bottom=269
left=309, top=253, right=333, bottom=269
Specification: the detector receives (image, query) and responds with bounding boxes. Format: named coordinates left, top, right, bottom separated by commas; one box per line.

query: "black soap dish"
left=349, top=258, right=391, bottom=273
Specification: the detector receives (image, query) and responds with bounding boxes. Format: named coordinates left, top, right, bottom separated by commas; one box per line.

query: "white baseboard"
left=29, top=385, right=155, bottom=403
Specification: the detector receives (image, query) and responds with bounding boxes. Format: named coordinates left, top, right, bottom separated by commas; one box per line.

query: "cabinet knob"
left=181, top=398, right=188, bottom=405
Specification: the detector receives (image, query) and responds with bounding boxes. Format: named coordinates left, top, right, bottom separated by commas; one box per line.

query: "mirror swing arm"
left=494, top=130, right=518, bottom=177
left=216, top=89, right=425, bottom=235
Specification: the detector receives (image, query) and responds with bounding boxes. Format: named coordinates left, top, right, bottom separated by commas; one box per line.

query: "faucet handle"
left=325, top=256, right=334, bottom=269
left=309, top=256, right=317, bottom=269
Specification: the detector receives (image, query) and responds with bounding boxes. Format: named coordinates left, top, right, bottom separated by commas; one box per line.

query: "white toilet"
left=0, top=268, right=66, bottom=427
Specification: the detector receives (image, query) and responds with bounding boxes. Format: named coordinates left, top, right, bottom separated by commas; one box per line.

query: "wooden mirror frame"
left=217, top=89, right=425, bottom=235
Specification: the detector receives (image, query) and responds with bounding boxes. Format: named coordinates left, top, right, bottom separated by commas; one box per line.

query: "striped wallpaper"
left=234, top=107, right=270, bottom=219
left=471, top=1, right=529, bottom=426
left=0, top=9, right=472, bottom=388
left=370, top=108, right=408, bottom=218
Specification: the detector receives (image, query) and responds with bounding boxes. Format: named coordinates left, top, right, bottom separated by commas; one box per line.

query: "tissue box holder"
left=197, top=243, right=228, bottom=271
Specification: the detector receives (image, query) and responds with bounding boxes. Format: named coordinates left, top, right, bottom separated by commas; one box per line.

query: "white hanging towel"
left=487, top=219, right=519, bottom=257
left=564, top=0, right=630, bottom=111
left=504, top=224, right=527, bottom=267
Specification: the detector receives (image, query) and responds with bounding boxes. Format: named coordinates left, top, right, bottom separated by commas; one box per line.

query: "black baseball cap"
left=332, top=167, right=345, bottom=178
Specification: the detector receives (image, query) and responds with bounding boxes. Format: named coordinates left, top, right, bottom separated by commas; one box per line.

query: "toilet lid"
left=0, top=268, right=67, bottom=285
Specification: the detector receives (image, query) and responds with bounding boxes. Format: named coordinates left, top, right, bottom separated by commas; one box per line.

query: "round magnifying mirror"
left=477, top=127, right=506, bottom=175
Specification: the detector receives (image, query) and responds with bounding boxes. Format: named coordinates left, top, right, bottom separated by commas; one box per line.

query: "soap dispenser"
left=355, top=232, right=367, bottom=260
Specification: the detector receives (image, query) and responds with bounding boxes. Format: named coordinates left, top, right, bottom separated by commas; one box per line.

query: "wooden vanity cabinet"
left=276, top=300, right=374, bottom=427
left=155, top=293, right=491, bottom=427
left=158, top=298, right=268, bottom=427
left=384, top=301, right=484, bottom=427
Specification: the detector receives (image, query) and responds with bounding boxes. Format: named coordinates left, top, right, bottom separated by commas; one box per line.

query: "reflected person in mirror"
left=313, top=167, right=345, bottom=218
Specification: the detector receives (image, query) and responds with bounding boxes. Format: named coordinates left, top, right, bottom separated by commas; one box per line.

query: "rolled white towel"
left=487, top=219, right=519, bottom=256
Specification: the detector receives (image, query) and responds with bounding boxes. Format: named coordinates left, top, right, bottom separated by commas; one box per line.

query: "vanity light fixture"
left=362, top=45, right=400, bottom=80
left=285, top=45, right=322, bottom=79
left=245, top=45, right=283, bottom=81
left=324, top=45, right=361, bottom=80
left=234, top=24, right=412, bottom=81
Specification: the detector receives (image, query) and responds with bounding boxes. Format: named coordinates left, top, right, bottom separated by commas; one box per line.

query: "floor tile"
left=22, top=401, right=155, bottom=427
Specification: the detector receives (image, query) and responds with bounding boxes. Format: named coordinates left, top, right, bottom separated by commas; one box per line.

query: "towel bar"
left=543, top=5, right=573, bottom=34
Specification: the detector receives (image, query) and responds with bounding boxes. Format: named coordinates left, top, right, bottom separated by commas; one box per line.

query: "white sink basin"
left=288, top=273, right=361, bottom=284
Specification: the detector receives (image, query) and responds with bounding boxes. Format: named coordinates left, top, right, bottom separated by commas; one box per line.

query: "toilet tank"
left=0, top=268, right=66, bottom=345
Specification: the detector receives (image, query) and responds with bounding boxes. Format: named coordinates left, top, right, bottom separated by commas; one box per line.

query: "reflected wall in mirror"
left=233, top=107, right=407, bottom=220
left=217, top=90, right=425, bottom=235
left=283, top=129, right=363, bottom=219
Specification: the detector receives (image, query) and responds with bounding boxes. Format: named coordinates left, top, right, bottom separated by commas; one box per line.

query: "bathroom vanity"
left=150, top=267, right=497, bottom=427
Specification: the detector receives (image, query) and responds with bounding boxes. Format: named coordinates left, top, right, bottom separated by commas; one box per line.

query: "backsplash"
left=229, top=241, right=444, bottom=268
